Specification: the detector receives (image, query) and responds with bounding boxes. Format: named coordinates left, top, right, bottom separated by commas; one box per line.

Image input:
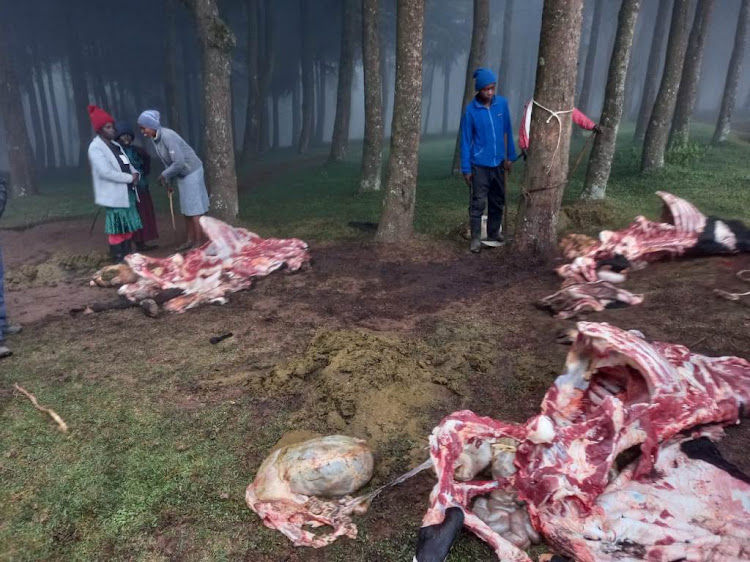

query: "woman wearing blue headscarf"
left=137, top=110, right=209, bottom=251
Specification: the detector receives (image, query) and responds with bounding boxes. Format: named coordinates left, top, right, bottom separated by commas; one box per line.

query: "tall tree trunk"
left=257, top=0, right=274, bottom=153
left=641, top=0, right=691, bottom=172
left=577, top=0, right=605, bottom=115
left=441, top=60, right=451, bottom=135
left=451, top=0, right=490, bottom=175
left=298, top=0, right=314, bottom=153
left=512, top=0, right=584, bottom=257
left=497, top=0, right=514, bottom=95
left=38, top=66, right=57, bottom=168
left=634, top=0, right=671, bottom=141
left=712, top=0, right=750, bottom=144
left=0, top=32, right=36, bottom=197
left=44, top=63, right=66, bottom=169
left=381, top=49, right=390, bottom=130
left=292, top=74, right=301, bottom=143
left=165, top=0, right=183, bottom=131
left=360, top=0, right=384, bottom=192
left=241, top=0, right=260, bottom=160
left=669, top=0, right=714, bottom=149
left=575, top=0, right=594, bottom=100
left=315, top=60, right=326, bottom=145
left=27, top=69, right=46, bottom=168
left=581, top=0, right=641, bottom=200
left=376, top=0, right=426, bottom=243
left=623, top=6, right=646, bottom=121
left=422, top=61, right=435, bottom=135
left=272, top=92, right=279, bottom=150
left=186, top=0, right=238, bottom=222
left=65, top=14, right=91, bottom=167
left=329, top=0, right=357, bottom=162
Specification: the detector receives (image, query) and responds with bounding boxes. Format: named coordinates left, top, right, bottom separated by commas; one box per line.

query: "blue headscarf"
left=473, top=68, right=497, bottom=91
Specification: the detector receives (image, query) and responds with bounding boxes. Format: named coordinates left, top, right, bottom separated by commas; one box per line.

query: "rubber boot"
left=469, top=217, right=482, bottom=253
left=109, top=244, right=121, bottom=263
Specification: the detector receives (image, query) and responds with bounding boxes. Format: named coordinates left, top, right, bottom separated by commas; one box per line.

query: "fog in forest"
left=0, top=0, right=748, bottom=171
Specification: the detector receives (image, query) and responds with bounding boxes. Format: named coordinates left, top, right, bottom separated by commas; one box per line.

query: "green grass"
left=3, top=123, right=750, bottom=238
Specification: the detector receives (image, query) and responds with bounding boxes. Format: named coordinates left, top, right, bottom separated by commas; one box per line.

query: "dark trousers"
left=469, top=164, right=505, bottom=240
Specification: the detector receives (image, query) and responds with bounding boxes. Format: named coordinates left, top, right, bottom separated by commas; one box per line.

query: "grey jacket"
left=88, top=136, right=135, bottom=208
left=152, top=127, right=202, bottom=180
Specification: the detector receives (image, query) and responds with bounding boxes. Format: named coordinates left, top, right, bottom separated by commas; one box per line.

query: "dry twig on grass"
left=714, top=269, right=750, bottom=302
left=13, top=384, right=69, bottom=433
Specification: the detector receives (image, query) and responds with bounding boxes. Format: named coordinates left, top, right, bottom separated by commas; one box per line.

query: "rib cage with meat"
left=418, top=322, right=750, bottom=561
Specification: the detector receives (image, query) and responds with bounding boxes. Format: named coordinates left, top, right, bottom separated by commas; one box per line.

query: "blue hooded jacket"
left=460, top=95, right=516, bottom=174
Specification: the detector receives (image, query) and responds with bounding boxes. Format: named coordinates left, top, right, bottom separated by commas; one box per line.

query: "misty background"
left=0, top=0, right=748, bottom=171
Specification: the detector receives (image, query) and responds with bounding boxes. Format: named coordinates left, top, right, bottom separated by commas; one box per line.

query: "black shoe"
left=109, top=244, right=122, bottom=263
left=470, top=238, right=482, bottom=253
left=0, top=345, right=11, bottom=359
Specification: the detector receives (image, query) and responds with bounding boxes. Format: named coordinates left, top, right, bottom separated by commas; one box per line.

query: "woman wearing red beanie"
left=86, top=105, right=142, bottom=263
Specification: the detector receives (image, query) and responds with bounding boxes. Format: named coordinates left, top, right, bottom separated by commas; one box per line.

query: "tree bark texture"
left=25, top=70, right=44, bottom=167
left=329, top=0, right=358, bottom=162
left=186, top=0, right=239, bottom=221
left=376, top=0, right=425, bottom=243
left=582, top=0, right=641, bottom=200
left=0, top=32, right=36, bottom=197
left=512, top=0, right=584, bottom=257
left=165, top=0, right=183, bottom=131
left=451, top=0, right=490, bottom=175
left=43, top=64, right=65, bottom=168
left=256, top=0, right=274, bottom=153
left=241, top=0, right=260, bottom=160
left=669, top=0, right=714, bottom=149
left=577, top=0, right=605, bottom=115
left=641, top=0, right=691, bottom=172
left=298, top=0, right=314, bottom=153
left=497, top=0, right=514, bottom=95
left=712, top=0, right=750, bottom=144
left=360, top=0, right=384, bottom=192
left=634, top=0, right=672, bottom=141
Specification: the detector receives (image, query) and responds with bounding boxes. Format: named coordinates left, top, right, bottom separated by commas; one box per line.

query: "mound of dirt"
left=6, top=252, right=110, bottom=289
left=254, top=329, right=487, bottom=456
left=560, top=200, right=616, bottom=231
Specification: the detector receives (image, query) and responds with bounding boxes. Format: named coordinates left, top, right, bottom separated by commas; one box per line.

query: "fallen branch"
left=13, top=384, right=69, bottom=433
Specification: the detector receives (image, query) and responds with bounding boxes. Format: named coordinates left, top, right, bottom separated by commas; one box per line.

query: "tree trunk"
left=623, top=6, right=646, bottom=121
left=577, top=0, right=605, bottom=115
left=422, top=61, right=435, bottom=135
left=165, top=0, right=183, bottom=131
left=381, top=49, right=390, bottom=130
left=497, top=0, right=514, bottom=96
left=512, top=0, right=584, bottom=257
left=241, top=0, right=260, bottom=160
left=360, top=0, right=384, bottom=192
left=329, top=0, right=357, bottom=162
left=257, top=0, right=274, bottom=153
left=38, top=66, right=58, bottom=168
left=64, top=13, right=91, bottom=167
left=634, top=0, right=671, bottom=141
left=375, top=0, right=425, bottom=243
left=292, top=75, right=301, bottom=143
left=44, top=63, right=66, bottom=169
left=581, top=0, right=641, bottom=200
left=641, top=0, right=691, bottom=172
left=186, top=0, right=238, bottom=222
left=298, top=0, right=314, bottom=153
left=441, top=60, right=451, bottom=135
left=272, top=92, right=280, bottom=150
left=315, top=60, right=326, bottom=145
left=712, top=0, right=750, bottom=144
left=26, top=68, right=46, bottom=168
left=668, top=0, right=714, bottom=149
left=451, top=0, right=490, bottom=175
left=0, top=32, right=37, bottom=197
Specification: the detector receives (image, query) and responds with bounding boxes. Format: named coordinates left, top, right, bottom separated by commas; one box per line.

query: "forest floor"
left=2, top=126, right=750, bottom=561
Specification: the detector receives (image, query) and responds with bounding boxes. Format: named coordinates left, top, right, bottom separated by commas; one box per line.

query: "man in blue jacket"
left=460, top=67, right=516, bottom=253
left=0, top=174, right=22, bottom=359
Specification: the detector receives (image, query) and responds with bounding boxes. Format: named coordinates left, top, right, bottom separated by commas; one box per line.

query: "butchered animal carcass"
left=116, top=216, right=309, bottom=313
left=415, top=322, right=750, bottom=562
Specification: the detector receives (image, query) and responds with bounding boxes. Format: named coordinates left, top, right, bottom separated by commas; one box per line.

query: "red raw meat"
left=417, top=322, right=750, bottom=561
left=119, top=217, right=309, bottom=312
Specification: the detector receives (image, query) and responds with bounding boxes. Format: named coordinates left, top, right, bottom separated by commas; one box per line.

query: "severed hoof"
left=415, top=507, right=464, bottom=562
left=140, top=299, right=159, bottom=318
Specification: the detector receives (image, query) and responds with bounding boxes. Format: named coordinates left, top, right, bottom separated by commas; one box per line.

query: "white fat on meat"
left=454, top=438, right=492, bottom=481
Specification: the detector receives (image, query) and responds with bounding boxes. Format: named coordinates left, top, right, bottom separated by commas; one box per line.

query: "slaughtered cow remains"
left=540, top=191, right=750, bottom=319
left=415, top=322, right=750, bottom=562
left=89, top=217, right=309, bottom=313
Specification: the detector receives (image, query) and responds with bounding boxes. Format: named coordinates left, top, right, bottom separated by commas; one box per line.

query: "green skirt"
left=104, top=190, right=143, bottom=235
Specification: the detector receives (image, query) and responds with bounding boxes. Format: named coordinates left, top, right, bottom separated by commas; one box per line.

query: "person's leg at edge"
left=486, top=165, right=505, bottom=241
left=469, top=165, right=489, bottom=253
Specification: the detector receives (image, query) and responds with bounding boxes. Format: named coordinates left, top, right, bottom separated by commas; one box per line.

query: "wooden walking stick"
left=167, top=188, right=176, bottom=231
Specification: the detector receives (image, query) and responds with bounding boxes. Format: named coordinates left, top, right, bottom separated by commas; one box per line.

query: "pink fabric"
left=518, top=101, right=596, bottom=152
left=108, top=232, right=134, bottom=245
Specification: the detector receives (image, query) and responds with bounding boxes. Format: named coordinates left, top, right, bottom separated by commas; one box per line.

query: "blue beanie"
left=137, top=109, right=161, bottom=130
left=473, top=67, right=497, bottom=91
left=115, top=120, right=134, bottom=139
